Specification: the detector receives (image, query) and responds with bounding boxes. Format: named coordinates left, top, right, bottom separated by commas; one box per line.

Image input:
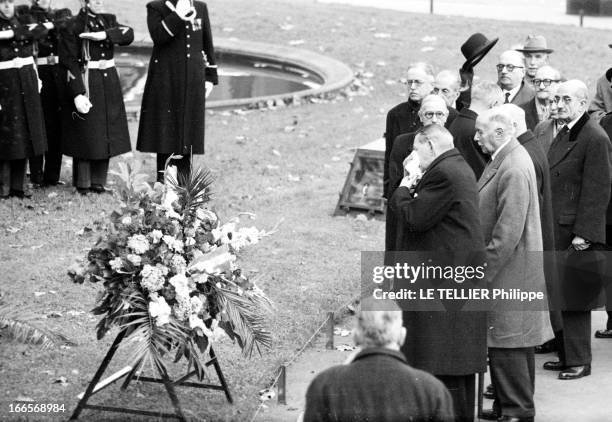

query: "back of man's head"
left=499, top=103, right=527, bottom=137
left=480, top=108, right=514, bottom=139
left=419, top=124, right=455, bottom=149
left=471, top=81, right=504, bottom=111
left=354, top=298, right=405, bottom=350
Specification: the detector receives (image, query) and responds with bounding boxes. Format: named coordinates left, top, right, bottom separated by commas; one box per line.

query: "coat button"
left=154, top=59, right=158, bottom=63
left=104, top=73, right=107, bottom=77
left=186, top=44, right=190, bottom=48
left=186, top=34, right=190, bottom=38
left=101, top=53, right=105, bottom=57
left=186, top=54, right=190, bottom=58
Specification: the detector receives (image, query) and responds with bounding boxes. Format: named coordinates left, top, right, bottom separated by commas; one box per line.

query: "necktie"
left=550, top=125, right=569, bottom=150
left=504, top=92, right=511, bottom=104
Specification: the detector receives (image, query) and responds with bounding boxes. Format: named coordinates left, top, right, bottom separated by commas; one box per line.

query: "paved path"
left=317, top=0, right=612, bottom=30
left=259, top=311, right=612, bottom=421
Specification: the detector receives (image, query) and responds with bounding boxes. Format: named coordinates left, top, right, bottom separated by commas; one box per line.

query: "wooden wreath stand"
left=70, top=329, right=233, bottom=421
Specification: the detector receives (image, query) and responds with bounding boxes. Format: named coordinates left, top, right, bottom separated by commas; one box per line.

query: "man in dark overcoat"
left=449, top=80, right=503, bottom=179
left=303, top=298, right=454, bottom=422
left=20, top=0, right=72, bottom=187
left=543, top=80, right=612, bottom=380
left=385, top=95, right=447, bottom=251
left=595, top=113, right=612, bottom=339
left=383, top=62, right=433, bottom=199
left=137, top=0, right=219, bottom=182
left=389, top=124, right=487, bottom=422
left=58, top=0, right=133, bottom=194
left=0, top=0, right=47, bottom=198
left=519, top=65, right=561, bottom=132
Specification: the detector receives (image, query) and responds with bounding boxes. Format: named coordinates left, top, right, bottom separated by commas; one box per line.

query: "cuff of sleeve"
left=206, top=67, right=218, bottom=85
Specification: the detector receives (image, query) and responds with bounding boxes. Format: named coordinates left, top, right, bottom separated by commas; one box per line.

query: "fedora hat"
left=461, top=33, right=499, bottom=70
left=516, top=35, right=554, bottom=54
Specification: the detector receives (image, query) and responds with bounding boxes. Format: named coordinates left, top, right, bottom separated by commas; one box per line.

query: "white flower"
left=190, top=295, right=204, bottom=314
left=170, top=254, right=187, bottom=274
left=121, top=216, right=132, bottom=225
left=196, top=208, right=218, bottom=224
left=163, top=235, right=184, bottom=252
left=230, top=227, right=261, bottom=252
left=149, top=293, right=171, bottom=326
left=127, top=254, right=142, bottom=266
left=140, top=264, right=169, bottom=292
left=109, top=257, right=123, bottom=271
left=127, top=234, right=150, bottom=254
left=184, top=237, right=196, bottom=247
left=212, top=222, right=236, bottom=244
left=173, top=296, right=191, bottom=321
left=169, top=273, right=190, bottom=299
left=148, top=229, right=163, bottom=244
left=189, top=313, right=209, bottom=335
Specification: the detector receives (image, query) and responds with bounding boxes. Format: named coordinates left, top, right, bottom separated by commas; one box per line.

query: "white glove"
left=0, top=30, right=15, bottom=40
left=205, top=81, right=213, bottom=98
left=43, top=22, right=55, bottom=30
left=38, top=77, right=43, bottom=93
left=175, top=0, right=191, bottom=17
left=74, top=94, right=92, bottom=114
left=79, top=31, right=107, bottom=41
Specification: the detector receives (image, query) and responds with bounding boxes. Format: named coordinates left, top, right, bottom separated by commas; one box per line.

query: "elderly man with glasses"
left=383, top=62, right=434, bottom=201
left=519, top=65, right=561, bottom=131
left=496, top=50, right=535, bottom=106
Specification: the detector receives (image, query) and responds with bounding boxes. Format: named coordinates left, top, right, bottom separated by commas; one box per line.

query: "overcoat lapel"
left=548, top=113, right=589, bottom=169
left=477, top=139, right=521, bottom=191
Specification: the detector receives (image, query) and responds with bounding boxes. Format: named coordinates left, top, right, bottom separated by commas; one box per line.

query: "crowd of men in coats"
left=304, top=33, right=612, bottom=422
left=0, top=0, right=217, bottom=198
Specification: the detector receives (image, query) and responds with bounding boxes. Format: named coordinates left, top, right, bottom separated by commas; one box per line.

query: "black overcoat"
left=137, top=0, right=218, bottom=156
left=549, top=113, right=612, bottom=310
left=519, top=98, right=539, bottom=132
left=22, top=5, right=72, bottom=158
left=0, top=14, right=47, bottom=160
left=389, top=149, right=487, bottom=376
left=598, top=113, right=612, bottom=239
left=385, top=132, right=416, bottom=251
left=304, top=348, right=454, bottom=422
left=448, top=108, right=488, bottom=179
left=58, top=9, right=133, bottom=160
left=518, top=130, right=562, bottom=329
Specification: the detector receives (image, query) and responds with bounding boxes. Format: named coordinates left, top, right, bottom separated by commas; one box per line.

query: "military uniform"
left=0, top=9, right=48, bottom=197
left=58, top=7, right=133, bottom=192
left=20, top=4, right=72, bottom=186
left=136, top=0, right=218, bottom=181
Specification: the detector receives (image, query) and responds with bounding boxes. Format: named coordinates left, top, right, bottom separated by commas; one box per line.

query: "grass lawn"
left=2, top=0, right=611, bottom=420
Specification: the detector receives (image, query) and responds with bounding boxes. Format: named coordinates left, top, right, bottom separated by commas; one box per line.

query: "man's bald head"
left=434, top=70, right=461, bottom=107
left=413, top=124, right=455, bottom=170
left=499, top=103, right=527, bottom=137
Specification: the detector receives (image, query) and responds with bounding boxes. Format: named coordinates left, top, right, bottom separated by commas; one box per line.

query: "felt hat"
left=516, top=35, right=554, bottom=54
left=461, top=33, right=499, bottom=70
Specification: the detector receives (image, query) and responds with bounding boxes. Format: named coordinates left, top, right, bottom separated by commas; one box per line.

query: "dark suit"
left=384, top=100, right=423, bottom=199
left=448, top=108, right=488, bottom=178
left=520, top=98, right=540, bottom=132
left=549, top=112, right=612, bottom=366
left=518, top=130, right=562, bottom=333
left=389, top=149, right=487, bottom=422
left=533, top=119, right=557, bottom=153
left=510, top=81, right=536, bottom=106
left=385, top=132, right=416, bottom=251
left=304, top=348, right=454, bottom=422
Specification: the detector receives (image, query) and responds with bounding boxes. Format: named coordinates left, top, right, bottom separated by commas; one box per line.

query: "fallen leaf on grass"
left=76, top=226, right=93, bottom=236
left=334, top=327, right=351, bottom=337
left=288, top=39, right=305, bottom=46
left=6, top=226, right=21, bottom=234
left=71, top=369, right=79, bottom=375
left=266, top=164, right=279, bottom=170
left=15, top=396, right=34, bottom=402
left=373, top=32, right=391, bottom=38
left=41, top=370, right=54, bottom=376
left=376, top=61, right=386, bottom=67
left=336, top=344, right=355, bottom=351
left=47, top=312, right=62, bottom=318
left=34, top=292, right=46, bottom=297
left=421, top=46, right=435, bottom=52
left=47, top=192, right=58, bottom=199
left=331, top=157, right=340, bottom=162
left=421, top=35, right=437, bottom=42
left=53, top=376, right=68, bottom=386
left=31, top=244, right=44, bottom=250
left=283, top=125, right=295, bottom=133
left=9, top=244, right=23, bottom=248
left=67, top=310, right=85, bottom=316
left=222, top=27, right=234, bottom=32
left=272, top=149, right=282, bottom=157
left=259, top=388, right=275, bottom=401
left=287, top=174, right=300, bottom=182
left=279, top=23, right=294, bottom=31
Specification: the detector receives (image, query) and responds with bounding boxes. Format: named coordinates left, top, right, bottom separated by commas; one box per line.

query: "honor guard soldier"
left=137, top=0, right=218, bottom=182
left=21, top=0, right=72, bottom=187
left=0, top=0, right=48, bottom=198
left=58, top=0, right=133, bottom=194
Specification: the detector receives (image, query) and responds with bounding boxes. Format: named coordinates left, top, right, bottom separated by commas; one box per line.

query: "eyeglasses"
left=433, top=87, right=452, bottom=95
left=552, top=96, right=575, bottom=105
left=496, top=64, right=524, bottom=72
left=406, top=79, right=425, bottom=86
left=533, top=79, right=560, bottom=87
left=422, top=111, right=446, bottom=119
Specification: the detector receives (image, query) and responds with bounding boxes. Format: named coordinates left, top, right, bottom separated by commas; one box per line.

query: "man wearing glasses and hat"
left=515, top=35, right=553, bottom=87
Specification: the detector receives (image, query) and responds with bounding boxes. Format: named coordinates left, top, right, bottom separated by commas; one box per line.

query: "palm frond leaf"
left=165, top=160, right=214, bottom=213
left=215, top=287, right=273, bottom=358
left=0, top=304, right=76, bottom=349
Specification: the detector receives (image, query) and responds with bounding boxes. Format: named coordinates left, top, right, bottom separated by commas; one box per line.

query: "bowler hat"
left=461, top=33, right=499, bottom=70
left=516, top=35, right=554, bottom=54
